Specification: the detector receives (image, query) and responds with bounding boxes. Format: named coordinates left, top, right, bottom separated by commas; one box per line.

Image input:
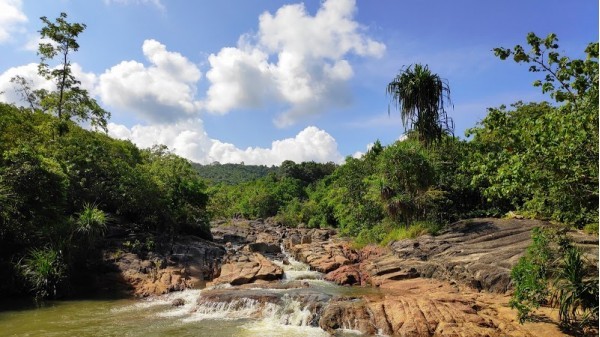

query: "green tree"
left=377, top=140, right=435, bottom=225
left=142, top=145, right=211, bottom=239
left=493, top=32, right=599, bottom=111
left=467, top=33, right=599, bottom=226
left=36, top=12, right=109, bottom=135
left=386, top=64, right=453, bottom=146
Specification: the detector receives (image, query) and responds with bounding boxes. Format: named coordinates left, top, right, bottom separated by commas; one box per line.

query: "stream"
left=0, top=251, right=381, bottom=337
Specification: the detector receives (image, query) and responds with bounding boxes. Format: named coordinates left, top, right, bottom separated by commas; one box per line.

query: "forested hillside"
left=209, top=34, right=599, bottom=242
left=0, top=11, right=597, bottom=326
left=192, top=162, right=277, bottom=185
left=0, top=104, right=212, bottom=298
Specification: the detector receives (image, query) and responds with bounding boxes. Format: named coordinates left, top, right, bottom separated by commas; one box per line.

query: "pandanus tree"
left=387, top=64, right=453, bottom=146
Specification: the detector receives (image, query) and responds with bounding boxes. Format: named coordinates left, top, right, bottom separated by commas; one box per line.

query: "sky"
left=0, top=0, right=598, bottom=165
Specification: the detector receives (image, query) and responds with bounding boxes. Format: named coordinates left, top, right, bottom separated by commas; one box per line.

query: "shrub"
left=75, top=203, right=107, bottom=240
left=583, top=223, right=599, bottom=235
left=510, top=227, right=599, bottom=328
left=380, top=221, right=442, bottom=246
left=552, top=246, right=599, bottom=326
left=510, top=227, right=555, bottom=322
left=19, top=247, right=67, bottom=299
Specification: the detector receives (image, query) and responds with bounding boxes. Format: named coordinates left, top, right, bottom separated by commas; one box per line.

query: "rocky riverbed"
left=99, top=218, right=598, bottom=336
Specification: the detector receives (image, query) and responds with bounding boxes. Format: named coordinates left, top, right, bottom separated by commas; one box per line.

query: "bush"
left=552, top=246, right=599, bottom=326
left=510, top=227, right=555, bottom=322
left=510, top=227, right=599, bottom=328
left=583, top=223, right=599, bottom=235
left=19, top=247, right=67, bottom=299
left=75, top=203, right=107, bottom=240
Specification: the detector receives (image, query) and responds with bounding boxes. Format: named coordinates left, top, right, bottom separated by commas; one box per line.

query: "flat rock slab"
left=320, top=278, right=568, bottom=337
left=385, top=218, right=598, bottom=292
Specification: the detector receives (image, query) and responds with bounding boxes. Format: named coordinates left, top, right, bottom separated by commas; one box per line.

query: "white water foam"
left=273, top=253, right=324, bottom=282
left=184, top=297, right=263, bottom=322
left=110, top=289, right=202, bottom=314
left=240, top=294, right=329, bottom=337
left=241, top=320, right=330, bottom=337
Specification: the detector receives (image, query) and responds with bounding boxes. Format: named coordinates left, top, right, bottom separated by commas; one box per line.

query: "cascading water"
left=272, top=247, right=324, bottom=282
left=0, top=245, right=377, bottom=337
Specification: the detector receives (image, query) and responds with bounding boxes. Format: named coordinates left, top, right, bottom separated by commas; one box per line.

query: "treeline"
left=210, top=34, right=599, bottom=246
left=192, top=162, right=277, bottom=185
left=206, top=34, right=599, bottom=326
left=0, top=104, right=211, bottom=297
left=210, top=99, right=598, bottom=246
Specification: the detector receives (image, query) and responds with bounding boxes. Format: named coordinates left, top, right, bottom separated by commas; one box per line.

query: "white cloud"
left=98, top=39, right=202, bottom=123
left=103, top=0, right=164, bottom=10
left=0, top=63, right=98, bottom=106
left=204, top=0, right=385, bottom=127
left=108, top=121, right=343, bottom=166
left=0, top=63, right=49, bottom=105
left=22, top=35, right=54, bottom=52
left=351, top=142, right=375, bottom=159
left=204, top=47, right=274, bottom=113
left=0, top=0, right=27, bottom=44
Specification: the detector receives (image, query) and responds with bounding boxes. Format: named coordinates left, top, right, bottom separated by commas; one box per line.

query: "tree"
left=493, top=32, right=599, bottom=111
left=387, top=64, right=453, bottom=146
left=469, top=33, right=599, bottom=226
left=36, top=12, right=109, bottom=135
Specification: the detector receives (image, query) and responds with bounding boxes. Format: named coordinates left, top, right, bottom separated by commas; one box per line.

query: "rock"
left=318, top=278, right=566, bottom=337
left=319, top=298, right=377, bottom=335
left=286, top=239, right=358, bottom=273
left=100, top=235, right=226, bottom=297
left=245, top=242, right=281, bottom=254
left=324, top=264, right=364, bottom=286
left=213, top=252, right=283, bottom=286
left=171, top=298, right=185, bottom=307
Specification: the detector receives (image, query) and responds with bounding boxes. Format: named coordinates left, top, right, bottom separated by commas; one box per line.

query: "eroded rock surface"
left=213, top=251, right=284, bottom=286
left=100, top=235, right=226, bottom=297
left=286, top=218, right=598, bottom=294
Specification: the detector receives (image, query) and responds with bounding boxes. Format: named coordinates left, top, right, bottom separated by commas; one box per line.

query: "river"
left=0, top=253, right=380, bottom=337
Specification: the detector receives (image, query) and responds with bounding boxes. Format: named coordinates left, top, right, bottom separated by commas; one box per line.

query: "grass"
left=380, top=221, right=442, bottom=246
left=351, top=220, right=443, bottom=249
left=583, top=223, right=598, bottom=235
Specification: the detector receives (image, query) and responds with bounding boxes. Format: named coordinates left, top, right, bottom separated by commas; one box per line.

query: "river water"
left=0, top=255, right=379, bottom=337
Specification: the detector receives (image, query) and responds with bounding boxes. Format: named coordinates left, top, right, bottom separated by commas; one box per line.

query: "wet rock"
left=171, top=298, right=185, bottom=307
left=319, top=298, right=377, bottom=335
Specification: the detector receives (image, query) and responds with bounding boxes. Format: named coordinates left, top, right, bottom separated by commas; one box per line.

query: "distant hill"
left=192, top=162, right=278, bottom=184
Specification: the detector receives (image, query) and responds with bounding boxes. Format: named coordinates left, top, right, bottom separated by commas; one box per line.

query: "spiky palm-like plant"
left=552, top=247, right=599, bottom=326
left=19, top=247, right=66, bottom=299
left=387, top=64, right=454, bottom=146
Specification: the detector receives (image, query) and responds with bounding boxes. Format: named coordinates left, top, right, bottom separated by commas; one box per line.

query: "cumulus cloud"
left=0, top=62, right=97, bottom=106
left=108, top=121, right=343, bottom=166
left=0, top=0, right=27, bottom=44
left=98, top=39, right=202, bottom=123
left=204, top=0, right=385, bottom=127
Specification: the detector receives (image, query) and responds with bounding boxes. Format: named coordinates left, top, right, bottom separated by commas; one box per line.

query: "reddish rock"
left=324, top=264, right=364, bottom=285
left=286, top=239, right=358, bottom=273
left=213, top=252, right=283, bottom=286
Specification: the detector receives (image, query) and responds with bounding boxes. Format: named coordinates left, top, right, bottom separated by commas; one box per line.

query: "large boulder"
left=213, top=252, right=284, bottom=286
left=286, top=239, right=358, bottom=273
left=100, top=235, right=226, bottom=297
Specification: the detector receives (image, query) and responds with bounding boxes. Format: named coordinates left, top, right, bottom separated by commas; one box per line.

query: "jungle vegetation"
left=0, top=12, right=597, bottom=328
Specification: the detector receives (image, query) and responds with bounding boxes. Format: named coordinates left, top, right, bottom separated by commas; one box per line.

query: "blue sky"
left=0, top=0, right=597, bottom=165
